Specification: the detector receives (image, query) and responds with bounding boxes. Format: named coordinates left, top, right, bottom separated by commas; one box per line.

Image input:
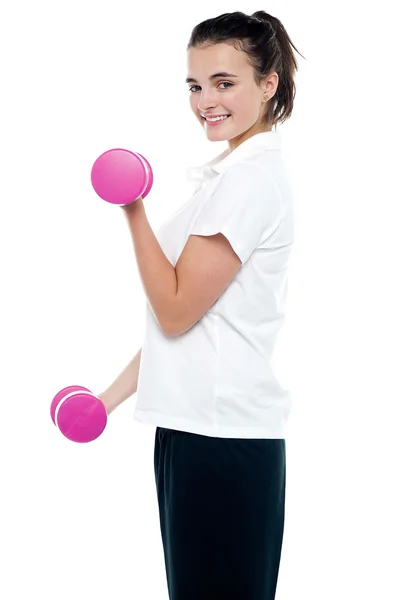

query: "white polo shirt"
left=133, top=130, right=295, bottom=438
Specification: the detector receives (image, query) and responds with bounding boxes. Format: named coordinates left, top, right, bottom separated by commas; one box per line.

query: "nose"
left=197, top=87, right=218, bottom=112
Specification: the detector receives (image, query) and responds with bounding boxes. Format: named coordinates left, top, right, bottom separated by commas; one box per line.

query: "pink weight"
left=91, top=148, right=153, bottom=205
left=51, top=387, right=107, bottom=443
left=134, top=152, right=154, bottom=199
left=50, top=385, right=91, bottom=425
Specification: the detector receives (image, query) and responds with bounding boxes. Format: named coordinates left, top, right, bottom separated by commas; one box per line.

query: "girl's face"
left=186, top=43, right=277, bottom=151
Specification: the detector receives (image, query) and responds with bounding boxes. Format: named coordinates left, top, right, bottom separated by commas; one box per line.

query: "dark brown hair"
left=187, top=11, right=306, bottom=130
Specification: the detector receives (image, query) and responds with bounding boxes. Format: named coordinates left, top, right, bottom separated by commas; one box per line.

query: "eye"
left=219, top=82, right=233, bottom=90
left=188, top=82, right=233, bottom=92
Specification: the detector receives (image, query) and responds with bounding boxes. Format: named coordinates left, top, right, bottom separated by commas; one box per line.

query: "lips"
left=202, top=114, right=231, bottom=120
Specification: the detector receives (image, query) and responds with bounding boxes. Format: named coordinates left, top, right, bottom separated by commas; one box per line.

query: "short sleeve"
left=190, top=162, right=284, bottom=265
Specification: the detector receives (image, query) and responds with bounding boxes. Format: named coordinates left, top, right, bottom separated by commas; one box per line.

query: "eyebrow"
left=185, top=72, right=238, bottom=84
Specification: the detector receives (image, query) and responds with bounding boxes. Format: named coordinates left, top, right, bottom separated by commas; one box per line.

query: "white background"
left=1, top=1, right=398, bottom=598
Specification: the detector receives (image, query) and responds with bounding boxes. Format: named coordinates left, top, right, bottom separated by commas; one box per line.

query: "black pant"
left=154, top=426, right=286, bottom=600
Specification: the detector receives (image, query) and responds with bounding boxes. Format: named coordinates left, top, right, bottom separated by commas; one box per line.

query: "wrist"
left=97, top=392, right=115, bottom=414
left=121, top=196, right=145, bottom=216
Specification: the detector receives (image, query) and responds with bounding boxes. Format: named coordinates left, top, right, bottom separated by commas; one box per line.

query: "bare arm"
left=98, top=347, right=142, bottom=414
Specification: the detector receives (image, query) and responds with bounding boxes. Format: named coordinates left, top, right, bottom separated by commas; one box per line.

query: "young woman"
left=99, top=10, right=304, bottom=600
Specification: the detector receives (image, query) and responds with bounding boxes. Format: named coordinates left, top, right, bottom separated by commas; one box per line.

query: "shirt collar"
left=186, top=131, right=282, bottom=183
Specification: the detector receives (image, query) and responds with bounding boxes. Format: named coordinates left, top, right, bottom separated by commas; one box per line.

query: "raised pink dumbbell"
left=50, top=385, right=107, bottom=443
left=90, top=148, right=154, bottom=205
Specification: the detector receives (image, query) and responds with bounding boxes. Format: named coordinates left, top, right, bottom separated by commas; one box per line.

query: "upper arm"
left=164, top=233, right=241, bottom=336
left=162, top=162, right=284, bottom=336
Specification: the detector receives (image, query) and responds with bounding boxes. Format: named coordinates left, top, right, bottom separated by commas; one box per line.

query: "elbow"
left=161, top=318, right=183, bottom=337
left=162, top=314, right=200, bottom=337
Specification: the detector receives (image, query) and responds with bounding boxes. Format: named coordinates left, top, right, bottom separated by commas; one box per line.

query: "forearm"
left=98, top=347, right=142, bottom=414
left=123, top=200, right=178, bottom=333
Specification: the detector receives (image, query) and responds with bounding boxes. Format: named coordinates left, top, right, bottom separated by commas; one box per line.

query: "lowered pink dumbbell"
left=50, top=385, right=107, bottom=443
left=90, top=148, right=154, bottom=205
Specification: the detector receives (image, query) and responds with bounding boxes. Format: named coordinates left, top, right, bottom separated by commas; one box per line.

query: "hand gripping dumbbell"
left=50, top=385, right=107, bottom=443
left=91, top=148, right=154, bottom=205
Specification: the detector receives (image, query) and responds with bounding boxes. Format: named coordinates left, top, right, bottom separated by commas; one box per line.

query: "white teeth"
left=206, top=115, right=229, bottom=122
